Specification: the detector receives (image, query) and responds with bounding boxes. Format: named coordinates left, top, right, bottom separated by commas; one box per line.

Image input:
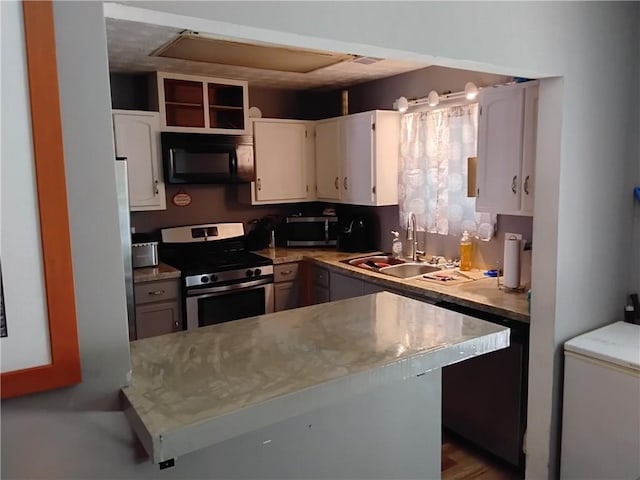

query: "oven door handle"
left=186, top=277, right=272, bottom=296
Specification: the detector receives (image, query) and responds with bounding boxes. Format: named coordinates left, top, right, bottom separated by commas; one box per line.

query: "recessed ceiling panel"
left=105, top=18, right=431, bottom=90
left=153, top=33, right=355, bottom=73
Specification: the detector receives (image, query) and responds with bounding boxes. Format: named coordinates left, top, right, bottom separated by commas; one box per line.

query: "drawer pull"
left=280, top=270, right=294, bottom=275
left=148, top=290, right=165, bottom=296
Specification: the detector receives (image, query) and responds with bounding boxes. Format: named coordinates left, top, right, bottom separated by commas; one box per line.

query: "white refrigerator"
left=561, top=321, right=640, bottom=479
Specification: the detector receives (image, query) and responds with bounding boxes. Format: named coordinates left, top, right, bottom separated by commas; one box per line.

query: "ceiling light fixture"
left=464, top=82, right=479, bottom=100
left=427, top=90, right=440, bottom=107
left=394, top=96, right=409, bottom=113
left=393, top=81, right=482, bottom=112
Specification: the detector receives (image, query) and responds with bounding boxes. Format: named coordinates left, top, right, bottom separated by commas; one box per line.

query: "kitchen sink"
left=344, top=255, right=406, bottom=271
left=378, top=263, right=442, bottom=279
left=343, top=255, right=445, bottom=279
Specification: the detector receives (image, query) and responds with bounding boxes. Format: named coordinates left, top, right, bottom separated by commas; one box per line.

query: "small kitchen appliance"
left=159, top=223, right=274, bottom=331
left=283, top=215, right=338, bottom=247
left=337, top=214, right=373, bottom=252
left=131, top=241, right=159, bottom=268
left=161, top=132, right=254, bottom=184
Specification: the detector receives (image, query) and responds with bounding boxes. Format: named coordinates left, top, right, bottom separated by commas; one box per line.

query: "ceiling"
left=105, top=18, right=430, bottom=91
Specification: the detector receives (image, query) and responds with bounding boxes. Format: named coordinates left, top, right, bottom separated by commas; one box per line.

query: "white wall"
left=1, top=2, right=639, bottom=479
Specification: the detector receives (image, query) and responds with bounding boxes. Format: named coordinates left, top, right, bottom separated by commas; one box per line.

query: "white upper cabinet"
left=315, top=118, right=342, bottom=201
left=520, top=85, right=538, bottom=214
left=476, top=81, right=539, bottom=216
left=315, top=110, right=400, bottom=206
left=112, top=110, right=166, bottom=211
left=153, top=72, right=249, bottom=135
left=341, top=110, right=400, bottom=206
left=249, top=119, right=314, bottom=204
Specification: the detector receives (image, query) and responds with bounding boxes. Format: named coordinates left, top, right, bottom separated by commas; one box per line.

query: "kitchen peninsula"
left=122, top=291, right=509, bottom=478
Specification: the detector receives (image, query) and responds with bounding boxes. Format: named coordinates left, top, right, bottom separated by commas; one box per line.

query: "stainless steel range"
left=160, top=223, right=274, bottom=331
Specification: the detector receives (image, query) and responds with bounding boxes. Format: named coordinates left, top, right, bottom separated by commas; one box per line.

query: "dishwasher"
left=436, top=301, right=529, bottom=474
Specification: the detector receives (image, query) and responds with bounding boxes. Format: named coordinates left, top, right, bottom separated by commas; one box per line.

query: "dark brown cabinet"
left=154, top=72, right=249, bottom=134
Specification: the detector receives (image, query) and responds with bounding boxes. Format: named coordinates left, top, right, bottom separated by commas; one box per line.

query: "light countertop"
left=121, top=291, right=509, bottom=463
left=133, top=261, right=181, bottom=284
left=255, top=248, right=530, bottom=323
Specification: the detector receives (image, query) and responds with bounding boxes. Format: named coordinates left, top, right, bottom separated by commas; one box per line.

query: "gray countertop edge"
left=133, top=262, right=181, bottom=284
left=302, top=256, right=530, bottom=324
left=121, top=325, right=509, bottom=464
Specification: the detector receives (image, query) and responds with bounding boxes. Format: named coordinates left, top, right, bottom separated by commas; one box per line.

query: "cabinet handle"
left=280, top=269, right=294, bottom=275
left=372, top=185, right=376, bottom=195
left=153, top=179, right=159, bottom=195
left=343, top=177, right=348, bottom=190
left=148, top=290, right=165, bottom=296
left=334, top=177, right=339, bottom=190
left=524, top=175, right=530, bottom=195
left=257, top=178, right=261, bottom=191
left=173, top=321, right=180, bottom=330
left=511, top=176, right=518, bottom=194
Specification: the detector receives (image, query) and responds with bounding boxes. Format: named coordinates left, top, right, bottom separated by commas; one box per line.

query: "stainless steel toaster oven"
left=131, top=242, right=159, bottom=268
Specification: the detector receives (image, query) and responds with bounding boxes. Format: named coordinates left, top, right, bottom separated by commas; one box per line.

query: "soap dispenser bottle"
left=459, top=230, right=472, bottom=271
left=391, top=231, right=403, bottom=258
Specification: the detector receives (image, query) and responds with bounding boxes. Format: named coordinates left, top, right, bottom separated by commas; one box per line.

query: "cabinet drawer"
left=311, top=266, right=329, bottom=288
left=274, top=281, right=300, bottom=311
left=274, top=263, right=300, bottom=283
left=135, top=280, right=179, bottom=305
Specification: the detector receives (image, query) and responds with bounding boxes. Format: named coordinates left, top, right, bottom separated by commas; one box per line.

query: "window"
left=398, top=103, right=496, bottom=240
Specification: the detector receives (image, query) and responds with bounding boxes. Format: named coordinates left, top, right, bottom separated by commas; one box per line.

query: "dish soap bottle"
left=391, top=230, right=403, bottom=259
left=459, top=230, right=472, bottom=271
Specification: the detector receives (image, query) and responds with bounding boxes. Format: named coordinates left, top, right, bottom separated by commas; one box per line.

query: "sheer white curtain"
left=398, top=104, right=496, bottom=240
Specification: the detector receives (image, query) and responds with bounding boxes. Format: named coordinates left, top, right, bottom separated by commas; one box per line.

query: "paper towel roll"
left=503, top=236, right=521, bottom=289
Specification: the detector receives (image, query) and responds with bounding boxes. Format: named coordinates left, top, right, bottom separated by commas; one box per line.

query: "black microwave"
left=284, top=216, right=339, bottom=247
left=161, top=132, right=255, bottom=184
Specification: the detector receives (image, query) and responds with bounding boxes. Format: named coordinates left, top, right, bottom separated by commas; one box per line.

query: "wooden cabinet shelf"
left=154, top=72, right=249, bottom=134
left=210, top=105, right=244, bottom=110
left=165, top=101, right=204, bottom=107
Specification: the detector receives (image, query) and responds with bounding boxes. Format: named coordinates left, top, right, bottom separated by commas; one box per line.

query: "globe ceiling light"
left=427, top=90, right=439, bottom=107
left=395, top=96, right=409, bottom=113
left=464, top=82, right=479, bottom=100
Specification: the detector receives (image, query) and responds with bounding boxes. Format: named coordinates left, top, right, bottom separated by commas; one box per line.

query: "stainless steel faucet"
left=407, top=213, right=424, bottom=261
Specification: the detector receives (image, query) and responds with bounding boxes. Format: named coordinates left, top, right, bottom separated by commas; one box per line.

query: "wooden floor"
left=441, top=430, right=522, bottom=480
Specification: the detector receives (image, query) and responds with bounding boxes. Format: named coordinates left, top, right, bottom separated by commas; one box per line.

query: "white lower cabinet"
left=247, top=119, right=315, bottom=204
left=274, top=263, right=301, bottom=312
left=134, top=279, right=182, bottom=339
left=112, top=110, right=166, bottom=211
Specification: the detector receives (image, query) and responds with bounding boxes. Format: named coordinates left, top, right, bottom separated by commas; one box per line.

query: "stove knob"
left=254, top=268, right=262, bottom=276
left=200, top=276, right=210, bottom=283
left=210, top=274, right=218, bottom=282
left=246, top=269, right=254, bottom=277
